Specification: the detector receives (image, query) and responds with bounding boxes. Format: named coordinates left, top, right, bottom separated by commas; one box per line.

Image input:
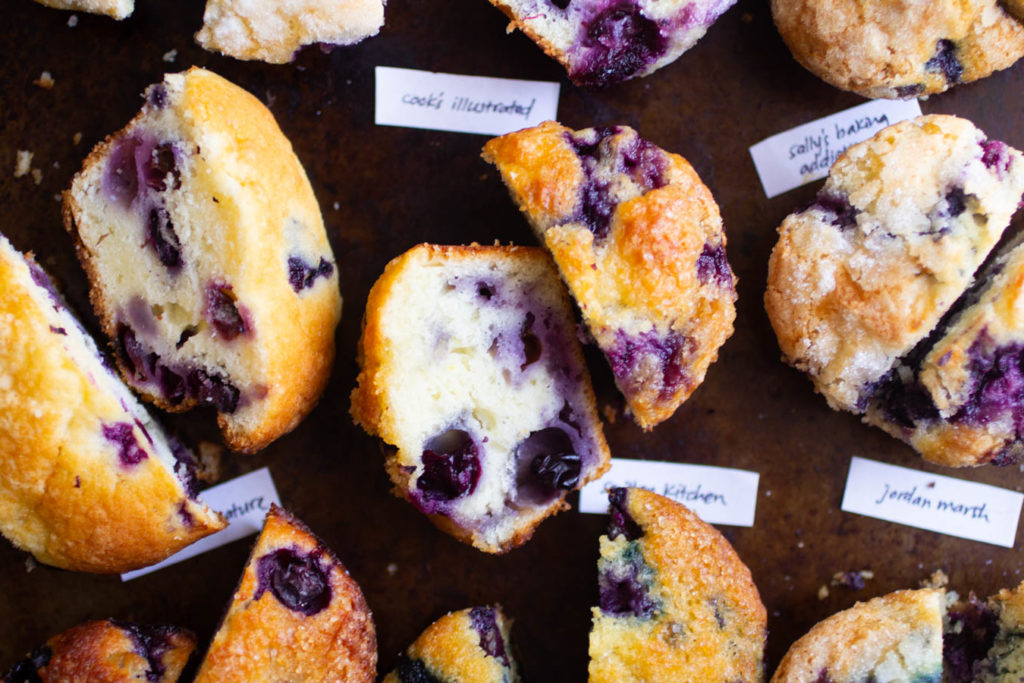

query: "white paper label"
left=749, top=99, right=922, bottom=198
left=579, top=458, right=759, bottom=527
left=841, top=457, right=1024, bottom=548
left=121, top=467, right=281, bottom=581
left=374, top=66, right=560, bottom=136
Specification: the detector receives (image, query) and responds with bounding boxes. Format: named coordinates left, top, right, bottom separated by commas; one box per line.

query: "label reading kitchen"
left=375, top=67, right=559, bottom=136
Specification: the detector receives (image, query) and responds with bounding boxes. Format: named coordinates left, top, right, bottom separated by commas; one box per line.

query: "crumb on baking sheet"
left=196, top=441, right=225, bottom=484
left=14, top=150, right=32, bottom=178
left=73, top=132, right=82, bottom=146
left=818, top=584, right=829, bottom=600
left=601, top=404, right=617, bottom=423
left=25, top=556, right=37, bottom=573
left=67, top=15, right=78, bottom=27
left=162, top=49, right=178, bottom=63
left=34, top=71, right=55, bottom=89
left=386, top=562, right=398, bottom=576
left=921, top=569, right=949, bottom=589
left=831, top=569, right=873, bottom=590
left=31, top=169, right=42, bottom=185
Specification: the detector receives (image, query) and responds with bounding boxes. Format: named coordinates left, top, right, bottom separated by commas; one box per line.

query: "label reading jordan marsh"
left=121, top=467, right=281, bottom=581
left=749, top=99, right=922, bottom=198
left=841, top=457, right=1024, bottom=548
left=579, top=458, right=759, bottom=527
left=375, top=66, right=560, bottom=136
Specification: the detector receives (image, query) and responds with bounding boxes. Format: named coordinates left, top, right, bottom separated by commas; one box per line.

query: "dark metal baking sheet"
left=2, top=0, right=1024, bottom=678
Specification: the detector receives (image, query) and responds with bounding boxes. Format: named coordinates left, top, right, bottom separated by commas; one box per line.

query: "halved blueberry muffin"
left=484, top=122, right=737, bottom=430
left=195, top=0, right=385, bottom=63
left=771, top=589, right=945, bottom=682
left=589, top=487, right=766, bottom=682
left=771, top=0, right=1024, bottom=98
left=194, top=505, right=376, bottom=683
left=945, top=581, right=1024, bottom=681
left=4, top=619, right=195, bottom=682
left=351, top=244, right=611, bottom=553
left=0, top=233, right=225, bottom=573
left=31, top=0, right=132, bottom=19
left=766, top=115, right=1024, bottom=425
left=382, top=606, right=520, bottom=683
left=63, top=67, right=342, bottom=454
left=486, top=0, right=737, bottom=86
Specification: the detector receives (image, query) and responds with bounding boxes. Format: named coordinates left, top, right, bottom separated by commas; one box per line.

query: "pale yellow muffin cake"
left=484, top=121, right=737, bottom=430
left=32, top=0, right=133, bottom=20
left=194, top=505, right=376, bottom=683
left=196, top=0, right=385, bottom=64
left=3, top=620, right=195, bottom=682
left=382, top=606, right=521, bottom=683
left=589, top=487, right=766, bottom=682
left=64, top=67, right=342, bottom=454
left=771, top=589, right=945, bottom=682
left=771, top=0, right=1024, bottom=98
left=351, top=243, right=610, bottom=553
left=0, top=233, right=225, bottom=573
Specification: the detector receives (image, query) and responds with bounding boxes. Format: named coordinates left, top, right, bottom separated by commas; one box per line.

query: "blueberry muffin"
left=382, top=606, right=520, bottom=683
left=865, top=233, right=1024, bottom=467
left=766, top=115, right=1024, bottom=417
left=486, top=0, right=737, bottom=86
left=771, top=0, right=1024, bottom=98
left=31, top=0, right=132, bottom=19
left=64, top=67, right=342, bottom=454
left=4, top=620, right=195, bottom=682
left=771, top=589, right=945, bottom=682
left=589, top=487, right=766, bottom=682
left=195, top=0, right=385, bottom=63
left=351, top=243, right=611, bottom=553
left=194, top=505, right=376, bottom=683
left=0, top=234, right=225, bottom=573
left=945, top=581, right=1024, bottom=681
left=484, top=122, right=737, bottom=430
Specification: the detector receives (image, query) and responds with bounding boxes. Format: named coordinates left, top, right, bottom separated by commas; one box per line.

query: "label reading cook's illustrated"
left=579, top=458, right=759, bottom=527
left=841, top=457, right=1024, bottom=548
left=374, top=66, right=559, bottom=136
left=121, top=467, right=281, bottom=581
left=749, top=99, right=922, bottom=198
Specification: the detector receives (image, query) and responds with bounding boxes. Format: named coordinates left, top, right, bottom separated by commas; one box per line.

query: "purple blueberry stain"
left=170, top=436, right=199, bottom=498
left=393, top=656, right=442, bottom=683
left=469, top=607, right=511, bottom=666
left=104, top=136, right=142, bottom=207
left=147, top=84, right=168, bottom=109
left=140, top=143, right=181, bottom=193
left=48, top=326, right=66, bottom=335
left=205, top=283, right=250, bottom=341
left=942, top=187, right=968, bottom=219
left=808, top=190, right=859, bottom=230
left=255, top=548, right=332, bottom=616
left=944, top=595, right=998, bottom=683
left=696, top=243, right=733, bottom=287
left=520, top=312, right=543, bottom=370
left=619, top=134, right=668, bottom=190
left=981, top=140, right=1013, bottom=178
left=287, top=255, right=334, bottom=292
left=4, top=644, right=51, bottom=683
left=110, top=621, right=183, bottom=683
left=895, top=83, right=926, bottom=99
left=146, top=206, right=183, bottom=270
left=571, top=3, right=667, bottom=87
left=606, top=328, right=691, bottom=401
left=415, top=429, right=481, bottom=511
left=27, top=261, right=64, bottom=311
left=598, top=544, right=659, bottom=618
left=102, top=422, right=148, bottom=467
left=925, top=39, right=963, bottom=84
left=608, top=487, right=643, bottom=541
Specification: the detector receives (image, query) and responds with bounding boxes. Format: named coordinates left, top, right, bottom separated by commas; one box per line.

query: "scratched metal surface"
left=1, top=0, right=1024, bottom=679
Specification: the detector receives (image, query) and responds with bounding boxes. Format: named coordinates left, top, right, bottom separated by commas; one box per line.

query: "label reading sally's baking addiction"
left=375, top=66, right=559, bottom=136
left=749, top=99, right=922, bottom=198
left=121, top=467, right=281, bottom=581
left=579, top=458, right=759, bottom=527
left=841, top=456, right=1024, bottom=548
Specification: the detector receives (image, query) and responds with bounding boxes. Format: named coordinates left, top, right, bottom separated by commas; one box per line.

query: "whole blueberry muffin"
left=63, top=67, right=342, bottom=454
left=350, top=243, right=611, bottom=553
left=486, top=0, right=737, bottom=86
left=4, top=620, right=195, bottom=683
left=195, top=0, right=385, bottom=63
left=31, top=0, right=132, bottom=19
left=484, top=122, right=737, bottom=430
left=194, top=505, right=376, bottom=683
left=771, top=0, right=1024, bottom=98
left=865, top=234, right=1024, bottom=467
left=589, top=487, right=766, bottom=682
left=382, top=606, right=520, bottom=683
left=0, top=233, right=225, bottom=573
left=771, top=589, right=945, bottom=682
left=766, top=115, right=1024, bottom=419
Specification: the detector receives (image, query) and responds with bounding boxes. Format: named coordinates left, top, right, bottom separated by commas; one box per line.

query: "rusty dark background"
left=2, top=0, right=1024, bottom=679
